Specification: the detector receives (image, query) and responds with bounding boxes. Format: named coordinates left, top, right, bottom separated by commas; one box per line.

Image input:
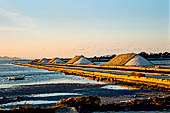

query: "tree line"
left=138, top=52, right=170, bottom=59
left=90, top=52, right=170, bottom=60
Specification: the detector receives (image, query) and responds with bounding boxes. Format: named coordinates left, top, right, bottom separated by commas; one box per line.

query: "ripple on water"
left=0, top=92, right=82, bottom=108
left=101, top=85, right=131, bottom=90
left=29, top=92, right=82, bottom=97
left=93, top=111, right=169, bottom=113
left=1, top=100, right=59, bottom=107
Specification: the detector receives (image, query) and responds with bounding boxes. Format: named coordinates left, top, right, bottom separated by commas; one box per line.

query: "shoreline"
left=0, top=62, right=169, bottom=112
left=0, top=94, right=169, bottom=112
left=0, top=83, right=169, bottom=110
left=11, top=63, right=170, bottom=92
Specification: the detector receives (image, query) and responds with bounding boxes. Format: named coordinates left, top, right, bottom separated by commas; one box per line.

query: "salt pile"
left=48, top=57, right=65, bottom=63
left=104, top=53, right=136, bottom=66
left=104, top=53, right=153, bottom=67
left=73, top=57, right=92, bottom=65
left=54, top=58, right=65, bottom=63
left=125, top=55, right=153, bottom=66
left=43, top=59, right=50, bottom=63
left=66, top=55, right=83, bottom=64
left=38, top=58, right=45, bottom=63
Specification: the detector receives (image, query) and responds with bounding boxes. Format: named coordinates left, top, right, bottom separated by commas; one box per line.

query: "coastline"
left=0, top=83, right=169, bottom=111
left=0, top=61, right=169, bottom=112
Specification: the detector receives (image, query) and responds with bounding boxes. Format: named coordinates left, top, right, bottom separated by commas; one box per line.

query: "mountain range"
left=0, top=56, right=24, bottom=61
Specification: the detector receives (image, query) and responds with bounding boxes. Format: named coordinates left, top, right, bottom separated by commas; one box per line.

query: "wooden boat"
left=8, top=75, right=25, bottom=80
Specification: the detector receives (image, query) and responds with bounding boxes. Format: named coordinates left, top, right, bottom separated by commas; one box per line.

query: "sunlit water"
left=1, top=93, right=82, bottom=108
left=93, top=111, right=170, bottom=113
left=0, top=61, right=104, bottom=88
left=0, top=60, right=169, bottom=110
left=0, top=61, right=106, bottom=108
left=150, top=60, right=170, bottom=65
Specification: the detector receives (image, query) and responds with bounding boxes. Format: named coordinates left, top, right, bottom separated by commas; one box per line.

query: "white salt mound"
left=73, top=57, right=92, bottom=65
left=43, top=59, right=49, bottom=63
left=54, top=58, right=65, bottom=63
left=125, top=55, right=153, bottom=66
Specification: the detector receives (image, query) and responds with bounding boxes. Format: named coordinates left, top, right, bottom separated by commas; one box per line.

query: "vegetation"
left=12, top=62, right=170, bottom=91
left=88, top=54, right=116, bottom=62
left=8, top=62, right=170, bottom=112
left=130, top=72, right=145, bottom=77
left=138, top=52, right=170, bottom=59
left=90, top=52, right=170, bottom=61
left=0, top=95, right=170, bottom=112
left=56, top=96, right=101, bottom=112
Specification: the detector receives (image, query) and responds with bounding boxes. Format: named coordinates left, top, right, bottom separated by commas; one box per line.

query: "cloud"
left=0, top=7, right=37, bottom=31
left=72, top=48, right=85, bottom=51
left=0, top=26, right=25, bottom=31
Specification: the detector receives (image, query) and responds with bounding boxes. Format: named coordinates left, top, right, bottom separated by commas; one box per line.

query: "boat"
left=8, top=75, right=25, bottom=80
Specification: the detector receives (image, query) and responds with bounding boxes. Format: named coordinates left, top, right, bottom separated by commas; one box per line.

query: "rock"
left=58, top=96, right=101, bottom=112
left=55, top=107, right=78, bottom=113
left=16, top=96, right=22, bottom=101
left=133, top=94, right=137, bottom=98
left=2, top=97, right=6, bottom=100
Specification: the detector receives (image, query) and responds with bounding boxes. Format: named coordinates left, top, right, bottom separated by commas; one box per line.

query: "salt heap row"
left=104, top=53, right=153, bottom=66
left=66, top=55, right=93, bottom=65
left=35, top=53, right=153, bottom=67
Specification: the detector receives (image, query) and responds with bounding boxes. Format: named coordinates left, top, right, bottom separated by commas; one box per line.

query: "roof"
left=66, top=55, right=84, bottom=64
left=104, top=53, right=136, bottom=66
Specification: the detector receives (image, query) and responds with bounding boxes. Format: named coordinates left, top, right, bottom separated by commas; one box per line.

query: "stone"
left=55, top=107, right=78, bottom=113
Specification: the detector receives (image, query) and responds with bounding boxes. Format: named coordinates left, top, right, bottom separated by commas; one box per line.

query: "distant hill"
left=0, top=56, right=26, bottom=61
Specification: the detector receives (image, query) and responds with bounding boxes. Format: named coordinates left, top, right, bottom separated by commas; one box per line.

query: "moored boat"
left=8, top=75, right=25, bottom=80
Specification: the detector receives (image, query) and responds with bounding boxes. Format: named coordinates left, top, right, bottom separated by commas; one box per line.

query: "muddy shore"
left=0, top=83, right=169, bottom=110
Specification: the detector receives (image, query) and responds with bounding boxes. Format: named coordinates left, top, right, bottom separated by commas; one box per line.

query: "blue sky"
left=0, top=0, right=169, bottom=58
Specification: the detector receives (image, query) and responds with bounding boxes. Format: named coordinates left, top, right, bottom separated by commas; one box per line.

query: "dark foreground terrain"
left=0, top=83, right=169, bottom=112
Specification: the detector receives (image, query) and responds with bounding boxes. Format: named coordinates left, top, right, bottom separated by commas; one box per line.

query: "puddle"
left=1, top=100, right=59, bottom=107
left=102, top=85, right=130, bottom=90
left=0, top=93, right=82, bottom=108
left=29, top=92, right=82, bottom=97
left=0, top=77, right=105, bottom=89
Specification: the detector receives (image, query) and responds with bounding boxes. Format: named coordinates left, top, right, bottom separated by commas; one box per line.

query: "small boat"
left=8, top=75, right=25, bottom=80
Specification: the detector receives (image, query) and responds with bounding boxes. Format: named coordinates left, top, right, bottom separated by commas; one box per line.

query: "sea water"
left=150, top=60, right=170, bottom=65
left=0, top=61, right=104, bottom=88
left=0, top=60, right=169, bottom=110
left=0, top=61, right=106, bottom=108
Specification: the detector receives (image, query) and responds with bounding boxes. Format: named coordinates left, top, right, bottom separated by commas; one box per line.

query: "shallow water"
left=101, top=85, right=130, bottom=90
left=93, top=111, right=170, bottom=113
left=1, top=100, right=59, bottom=107
left=0, top=61, right=129, bottom=108
left=0, top=60, right=169, bottom=112
left=1, top=92, right=82, bottom=108
left=0, top=61, right=105, bottom=88
left=150, top=60, right=170, bottom=65
left=29, top=92, right=82, bottom=97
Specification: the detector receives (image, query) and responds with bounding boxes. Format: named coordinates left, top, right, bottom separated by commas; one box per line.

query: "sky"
left=0, top=0, right=169, bottom=59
